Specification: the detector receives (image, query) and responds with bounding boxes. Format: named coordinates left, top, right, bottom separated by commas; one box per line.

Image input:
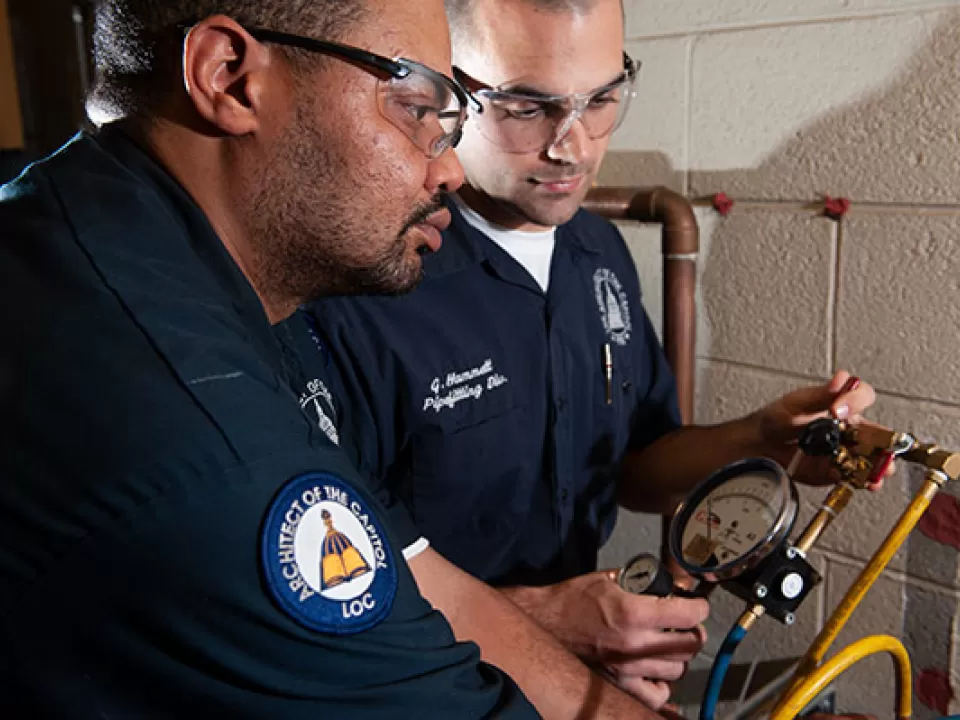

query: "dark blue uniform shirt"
left=309, top=200, right=681, bottom=586
left=0, top=130, right=536, bottom=718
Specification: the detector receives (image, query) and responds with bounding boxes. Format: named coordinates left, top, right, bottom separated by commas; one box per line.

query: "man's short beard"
left=253, top=210, right=424, bottom=303
left=324, top=194, right=445, bottom=296
left=316, top=231, right=422, bottom=298
left=244, top=99, right=431, bottom=307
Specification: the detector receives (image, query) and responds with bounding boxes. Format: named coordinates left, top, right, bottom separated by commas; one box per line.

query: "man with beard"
left=0, top=0, right=669, bottom=716
left=307, top=0, right=884, bottom=710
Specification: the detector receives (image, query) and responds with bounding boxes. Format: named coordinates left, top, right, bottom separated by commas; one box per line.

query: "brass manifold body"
left=834, top=422, right=960, bottom=487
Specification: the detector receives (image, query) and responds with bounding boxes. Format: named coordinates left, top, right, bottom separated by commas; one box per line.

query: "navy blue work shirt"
left=0, top=130, right=536, bottom=718
left=308, top=200, right=681, bottom=587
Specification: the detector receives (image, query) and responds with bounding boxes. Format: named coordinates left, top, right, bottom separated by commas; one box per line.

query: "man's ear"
left=181, top=16, right=274, bottom=136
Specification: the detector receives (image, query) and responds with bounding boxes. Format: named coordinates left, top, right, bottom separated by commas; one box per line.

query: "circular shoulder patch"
left=261, top=472, right=398, bottom=635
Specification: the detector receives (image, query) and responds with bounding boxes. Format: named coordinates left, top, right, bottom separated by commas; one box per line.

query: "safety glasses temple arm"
left=245, top=27, right=408, bottom=79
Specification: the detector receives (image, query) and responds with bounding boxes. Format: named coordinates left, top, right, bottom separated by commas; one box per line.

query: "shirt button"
left=559, top=489, right=569, bottom=503
left=557, top=397, right=567, bottom=412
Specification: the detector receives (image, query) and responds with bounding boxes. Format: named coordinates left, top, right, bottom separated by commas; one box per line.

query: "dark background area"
left=1, top=0, right=93, bottom=183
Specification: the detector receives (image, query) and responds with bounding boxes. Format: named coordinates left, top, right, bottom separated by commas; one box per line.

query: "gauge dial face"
left=620, top=554, right=662, bottom=595
left=680, top=470, right=783, bottom=570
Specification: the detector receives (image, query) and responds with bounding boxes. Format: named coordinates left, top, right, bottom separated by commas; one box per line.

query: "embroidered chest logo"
left=422, top=358, right=509, bottom=414
left=593, top=268, right=632, bottom=346
left=262, top=472, right=397, bottom=634
left=300, top=378, right=339, bottom=446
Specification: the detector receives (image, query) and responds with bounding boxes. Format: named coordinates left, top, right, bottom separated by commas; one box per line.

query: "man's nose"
left=428, top=145, right=465, bottom=195
left=546, top=112, right=589, bottom=164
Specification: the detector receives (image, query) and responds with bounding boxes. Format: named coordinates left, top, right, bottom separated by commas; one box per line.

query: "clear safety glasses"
left=457, top=53, right=640, bottom=154
left=246, top=27, right=481, bottom=159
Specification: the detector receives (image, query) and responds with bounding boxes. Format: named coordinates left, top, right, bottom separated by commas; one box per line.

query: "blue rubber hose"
left=700, top=624, right=749, bottom=720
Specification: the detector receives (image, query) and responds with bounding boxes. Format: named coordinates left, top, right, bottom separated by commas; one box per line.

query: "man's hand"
left=751, top=371, right=892, bottom=488
left=502, top=571, right=709, bottom=710
left=753, top=371, right=876, bottom=447
left=410, top=548, right=668, bottom=718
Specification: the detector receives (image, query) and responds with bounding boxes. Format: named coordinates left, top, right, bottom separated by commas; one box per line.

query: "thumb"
left=783, top=378, right=846, bottom=417
left=641, top=595, right=710, bottom=629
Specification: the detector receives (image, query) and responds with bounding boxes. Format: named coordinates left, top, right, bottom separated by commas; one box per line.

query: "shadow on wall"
left=601, top=10, right=960, bottom=204
left=601, top=9, right=960, bottom=393
left=599, top=10, right=960, bottom=718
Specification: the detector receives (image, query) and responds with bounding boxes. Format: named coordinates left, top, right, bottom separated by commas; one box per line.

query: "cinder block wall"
left=597, top=2, right=960, bottom=716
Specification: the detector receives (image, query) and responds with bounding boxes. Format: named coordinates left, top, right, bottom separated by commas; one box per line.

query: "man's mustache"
left=401, top=194, right=446, bottom=235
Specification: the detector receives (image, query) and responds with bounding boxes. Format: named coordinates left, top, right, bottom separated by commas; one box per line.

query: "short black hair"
left=88, top=0, right=367, bottom=122
left=445, top=0, right=617, bottom=54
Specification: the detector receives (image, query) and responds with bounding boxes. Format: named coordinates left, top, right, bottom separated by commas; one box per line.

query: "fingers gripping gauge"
left=668, top=458, right=799, bottom=584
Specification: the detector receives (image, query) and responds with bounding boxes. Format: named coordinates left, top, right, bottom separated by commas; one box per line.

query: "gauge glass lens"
left=680, top=470, right=782, bottom=569
left=620, top=555, right=660, bottom=594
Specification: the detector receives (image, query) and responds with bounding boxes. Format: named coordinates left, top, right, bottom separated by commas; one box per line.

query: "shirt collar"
left=419, top=196, right=490, bottom=279
left=423, top=195, right=601, bottom=280
left=565, top=207, right=603, bottom=254
left=89, top=126, right=262, bottom=312
left=61, top=126, right=284, bottom=370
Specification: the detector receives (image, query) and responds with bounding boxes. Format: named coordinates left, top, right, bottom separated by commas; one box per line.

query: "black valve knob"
left=799, top=418, right=842, bottom=457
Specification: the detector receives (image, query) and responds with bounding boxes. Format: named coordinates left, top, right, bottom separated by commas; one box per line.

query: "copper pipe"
left=582, top=186, right=699, bottom=424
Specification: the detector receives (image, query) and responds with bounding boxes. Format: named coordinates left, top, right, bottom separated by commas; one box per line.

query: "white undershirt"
left=454, top=196, right=557, bottom=293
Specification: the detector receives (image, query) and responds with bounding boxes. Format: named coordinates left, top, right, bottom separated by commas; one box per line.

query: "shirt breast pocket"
left=406, top=393, right=534, bottom=573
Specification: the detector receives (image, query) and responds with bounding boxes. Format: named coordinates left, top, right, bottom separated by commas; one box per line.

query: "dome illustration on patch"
left=593, top=268, right=633, bottom=346
left=319, top=509, right=371, bottom=590
left=300, top=378, right=340, bottom=446
left=604, top=283, right=626, bottom=334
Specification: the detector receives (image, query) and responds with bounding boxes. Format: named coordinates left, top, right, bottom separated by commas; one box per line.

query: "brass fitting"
left=902, top=443, right=960, bottom=482
left=834, top=446, right=882, bottom=489
left=841, top=424, right=916, bottom=456
left=834, top=422, right=958, bottom=484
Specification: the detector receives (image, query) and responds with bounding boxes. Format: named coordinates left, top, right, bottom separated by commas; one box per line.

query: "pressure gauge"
left=618, top=553, right=674, bottom=597
left=668, top=458, right=798, bottom=583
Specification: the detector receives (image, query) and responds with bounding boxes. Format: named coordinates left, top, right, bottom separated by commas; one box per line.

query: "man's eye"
left=495, top=102, right=546, bottom=120
left=404, top=104, right=431, bottom=121
left=399, top=101, right=442, bottom=122
left=507, top=107, right=543, bottom=120
left=392, top=90, right=443, bottom=120
left=589, top=94, right=620, bottom=108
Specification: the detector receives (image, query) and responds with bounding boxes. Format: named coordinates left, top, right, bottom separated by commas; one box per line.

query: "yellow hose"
left=807, top=479, right=936, bottom=664
left=774, top=476, right=940, bottom=716
left=769, top=635, right=912, bottom=720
